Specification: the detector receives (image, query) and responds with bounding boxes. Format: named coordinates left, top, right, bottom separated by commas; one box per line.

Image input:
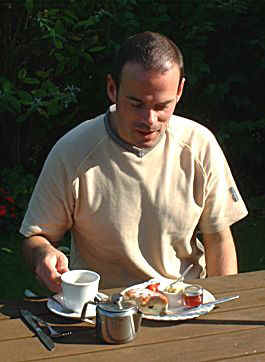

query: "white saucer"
left=47, top=292, right=108, bottom=319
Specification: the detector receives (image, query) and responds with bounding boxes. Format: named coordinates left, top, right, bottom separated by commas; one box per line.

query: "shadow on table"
left=142, top=318, right=265, bottom=329
left=184, top=318, right=265, bottom=326
left=0, top=299, right=106, bottom=345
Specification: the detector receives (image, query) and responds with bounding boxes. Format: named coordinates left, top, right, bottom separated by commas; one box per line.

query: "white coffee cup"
left=61, top=270, right=100, bottom=312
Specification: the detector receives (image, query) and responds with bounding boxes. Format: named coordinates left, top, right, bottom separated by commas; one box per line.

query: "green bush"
left=0, top=0, right=264, bottom=227
left=0, top=0, right=109, bottom=172
left=0, top=1, right=264, bottom=294
left=0, top=166, right=36, bottom=230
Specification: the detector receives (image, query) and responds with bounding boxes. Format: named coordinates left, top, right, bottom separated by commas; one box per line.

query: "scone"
left=124, top=288, right=168, bottom=316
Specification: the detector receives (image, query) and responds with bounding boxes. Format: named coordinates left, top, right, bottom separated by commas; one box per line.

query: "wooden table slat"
left=2, top=271, right=265, bottom=362
left=2, top=326, right=265, bottom=362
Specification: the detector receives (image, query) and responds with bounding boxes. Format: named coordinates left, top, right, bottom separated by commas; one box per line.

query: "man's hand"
left=23, top=236, right=69, bottom=293
left=35, top=246, right=69, bottom=293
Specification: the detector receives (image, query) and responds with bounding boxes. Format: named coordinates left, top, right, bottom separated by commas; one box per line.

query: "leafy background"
left=0, top=0, right=264, bottom=298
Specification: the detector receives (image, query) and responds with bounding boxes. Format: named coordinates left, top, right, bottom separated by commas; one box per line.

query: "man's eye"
left=155, top=104, right=169, bottom=111
left=131, top=103, right=143, bottom=109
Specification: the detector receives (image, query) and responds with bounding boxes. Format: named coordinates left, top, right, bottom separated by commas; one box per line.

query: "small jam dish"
left=183, top=284, right=203, bottom=307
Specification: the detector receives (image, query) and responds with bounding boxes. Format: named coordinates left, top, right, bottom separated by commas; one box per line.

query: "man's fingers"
left=35, top=267, right=62, bottom=293
left=56, top=253, right=69, bottom=275
left=35, top=261, right=64, bottom=293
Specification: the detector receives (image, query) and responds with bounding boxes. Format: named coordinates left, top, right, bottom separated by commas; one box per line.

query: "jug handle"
left=133, top=309, right=143, bottom=332
left=80, top=300, right=97, bottom=322
left=129, top=314, right=136, bottom=335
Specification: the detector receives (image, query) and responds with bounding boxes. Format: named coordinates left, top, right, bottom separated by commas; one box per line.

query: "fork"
left=31, top=314, right=72, bottom=338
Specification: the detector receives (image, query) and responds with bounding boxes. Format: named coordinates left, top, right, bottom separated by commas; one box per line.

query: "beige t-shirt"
left=20, top=108, right=248, bottom=288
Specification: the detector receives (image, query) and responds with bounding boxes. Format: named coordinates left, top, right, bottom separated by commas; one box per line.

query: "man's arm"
left=22, top=235, right=69, bottom=293
left=202, top=227, right=238, bottom=276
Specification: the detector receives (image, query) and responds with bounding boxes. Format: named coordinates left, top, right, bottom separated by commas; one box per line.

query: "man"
left=20, top=32, right=248, bottom=293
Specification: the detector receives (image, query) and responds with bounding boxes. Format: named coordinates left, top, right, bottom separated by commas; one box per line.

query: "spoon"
left=24, top=289, right=72, bottom=312
left=168, top=264, right=194, bottom=289
left=24, top=289, right=40, bottom=298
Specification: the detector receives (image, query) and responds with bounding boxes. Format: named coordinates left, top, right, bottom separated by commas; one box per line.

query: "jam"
left=183, top=285, right=203, bottom=307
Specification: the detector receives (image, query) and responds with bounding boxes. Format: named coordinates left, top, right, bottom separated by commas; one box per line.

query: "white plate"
left=47, top=292, right=108, bottom=319
left=121, top=279, right=215, bottom=321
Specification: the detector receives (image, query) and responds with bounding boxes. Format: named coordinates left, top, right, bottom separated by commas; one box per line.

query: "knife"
left=181, top=295, right=240, bottom=314
left=20, top=309, right=55, bottom=351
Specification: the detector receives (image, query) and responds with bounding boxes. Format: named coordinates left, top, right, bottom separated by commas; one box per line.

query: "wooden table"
left=2, top=270, right=265, bottom=362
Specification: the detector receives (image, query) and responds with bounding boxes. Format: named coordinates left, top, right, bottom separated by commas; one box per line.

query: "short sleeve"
left=198, top=137, right=248, bottom=233
left=19, top=143, right=75, bottom=241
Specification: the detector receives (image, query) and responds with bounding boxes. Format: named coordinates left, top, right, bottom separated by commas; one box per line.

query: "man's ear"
left=176, top=77, right=185, bottom=103
left=106, top=74, right=117, bottom=103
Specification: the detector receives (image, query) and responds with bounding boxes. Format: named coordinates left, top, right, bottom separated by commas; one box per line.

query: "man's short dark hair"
left=112, top=31, right=184, bottom=89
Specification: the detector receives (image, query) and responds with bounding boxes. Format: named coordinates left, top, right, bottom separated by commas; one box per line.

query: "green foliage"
left=0, top=77, right=80, bottom=124
left=218, top=118, right=265, bottom=197
left=0, top=0, right=264, bottom=230
left=0, top=166, right=36, bottom=231
left=165, top=1, right=264, bottom=122
left=0, top=0, right=264, bottom=296
left=0, top=0, right=108, bottom=171
left=0, top=187, right=18, bottom=232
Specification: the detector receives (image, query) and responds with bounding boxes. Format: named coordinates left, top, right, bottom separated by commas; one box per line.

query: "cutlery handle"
left=207, top=295, right=239, bottom=307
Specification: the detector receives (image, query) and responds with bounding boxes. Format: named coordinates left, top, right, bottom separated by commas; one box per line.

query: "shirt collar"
left=104, top=106, right=165, bottom=158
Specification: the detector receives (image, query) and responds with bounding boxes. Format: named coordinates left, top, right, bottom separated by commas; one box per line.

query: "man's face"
left=107, top=62, right=185, bottom=148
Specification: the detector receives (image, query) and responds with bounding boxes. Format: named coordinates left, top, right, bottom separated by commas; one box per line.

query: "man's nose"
left=142, top=108, right=157, bottom=126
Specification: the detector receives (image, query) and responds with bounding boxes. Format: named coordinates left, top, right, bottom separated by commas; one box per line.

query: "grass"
left=1, top=213, right=264, bottom=300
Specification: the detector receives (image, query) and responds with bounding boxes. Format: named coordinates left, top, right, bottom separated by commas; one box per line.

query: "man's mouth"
left=136, top=128, right=160, bottom=135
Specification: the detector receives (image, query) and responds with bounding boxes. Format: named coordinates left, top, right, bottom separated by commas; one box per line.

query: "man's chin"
left=134, top=130, right=162, bottom=148
left=134, top=139, right=159, bottom=149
